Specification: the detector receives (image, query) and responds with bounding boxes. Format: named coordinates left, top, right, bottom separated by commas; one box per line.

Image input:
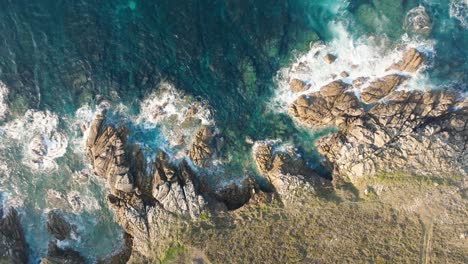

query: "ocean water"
left=0, top=0, right=466, bottom=262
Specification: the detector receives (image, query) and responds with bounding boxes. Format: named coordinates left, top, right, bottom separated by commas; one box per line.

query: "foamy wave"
left=137, top=82, right=214, bottom=151
left=0, top=81, right=9, bottom=121
left=449, top=0, right=468, bottom=28
left=67, top=191, right=99, bottom=213
left=271, top=22, right=434, bottom=113
left=1, top=110, right=68, bottom=171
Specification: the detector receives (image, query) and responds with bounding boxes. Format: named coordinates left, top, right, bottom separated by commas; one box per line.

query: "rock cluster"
left=287, top=48, right=467, bottom=186
left=317, top=90, right=467, bottom=184
left=85, top=112, right=210, bottom=257
left=40, top=242, right=85, bottom=264
left=289, top=80, right=363, bottom=128
left=0, top=207, right=28, bottom=264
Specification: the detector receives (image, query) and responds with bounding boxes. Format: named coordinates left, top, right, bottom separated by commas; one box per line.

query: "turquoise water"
left=0, top=0, right=466, bottom=262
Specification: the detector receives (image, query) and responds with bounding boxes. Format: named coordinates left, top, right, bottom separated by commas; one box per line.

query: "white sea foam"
left=271, top=22, right=435, bottom=113
left=0, top=81, right=9, bottom=121
left=1, top=110, right=68, bottom=171
left=449, top=0, right=468, bottom=28
left=137, top=82, right=214, bottom=153
left=67, top=191, right=100, bottom=213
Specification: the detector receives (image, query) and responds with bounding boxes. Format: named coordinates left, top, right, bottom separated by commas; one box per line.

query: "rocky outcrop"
left=40, top=242, right=85, bottom=264
left=289, top=79, right=309, bottom=93
left=189, top=125, right=217, bottom=168
left=46, top=210, right=74, bottom=241
left=252, top=142, right=327, bottom=205
left=386, top=48, right=425, bottom=73
left=289, top=80, right=363, bottom=127
left=360, top=74, right=408, bottom=104
left=85, top=112, right=134, bottom=194
left=0, top=207, right=28, bottom=264
left=317, top=90, right=467, bottom=185
left=97, top=233, right=133, bottom=264
left=287, top=48, right=466, bottom=188
left=85, top=112, right=209, bottom=258
left=152, top=152, right=207, bottom=218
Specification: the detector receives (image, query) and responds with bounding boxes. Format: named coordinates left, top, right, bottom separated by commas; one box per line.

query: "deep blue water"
left=0, top=0, right=466, bottom=262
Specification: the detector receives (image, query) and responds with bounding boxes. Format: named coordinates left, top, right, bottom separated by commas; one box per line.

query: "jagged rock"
left=252, top=142, right=327, bottom=205
left=85, top=112, right=210, bottom=259
left=289, top=79, right=309, bottom=93
left=152, top=157, right=207, bottom=219
left=289, top=80, right=363, bottom=127
left=85, top=112, right=134, bottom=194
left=0, top=207, right=28, bottom=264
left=360, top=74, right=408, bottom=104
left=107, top=194, right=183, bottom=258
left=47, top=210, right=74, bottom=241
left=316, top=90, right=467, bottom=185
left=386, top=48, right=425, bottom=73
left=323, top=54, right=337, bottom=64
left=189, top=125, right=217, bottom=167
left=340, top=71, right=349, bottom=78
left=40, top=242, right=85, bottom=264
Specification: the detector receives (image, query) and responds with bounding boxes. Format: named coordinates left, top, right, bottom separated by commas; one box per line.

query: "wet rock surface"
left=40, top=242, right=86, bottom=264
left=0, top=207, right=28, bottom=264
left=289, top=80, right=363, bottom=127
left=46, top=210, right=74, bottom=241
left=386, top=48, right=425, bottom=73
left=289, top=78, right=309, bottom=93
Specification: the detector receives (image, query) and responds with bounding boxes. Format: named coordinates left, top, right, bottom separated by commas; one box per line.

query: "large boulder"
left=289, top=80, right=363, bottom=127
left=289, top=79, right=309, bottom=93
left=0, top=207, right=28, bottom=264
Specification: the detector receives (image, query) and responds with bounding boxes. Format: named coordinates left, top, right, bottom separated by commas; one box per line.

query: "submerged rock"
left=40, top=242, right=85, bottom=264
left=289, top=80, right=363, bottom=127
left=404, top=6, right=432, bottom=36
left=0, top=207, right=28, bottom=264
left=46, top=210, right=74, bottom=241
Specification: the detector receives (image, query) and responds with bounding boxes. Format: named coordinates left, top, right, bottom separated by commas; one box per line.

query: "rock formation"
left=189, top=125, right=218, bottom=168
left=46, top=210, right=75, bottom=241
left=289, top=80, right=363, bottom=127
left=287, top=48, right=467, bottom=187
left=0, top=207, right=28, bottom=264
left=40, top=242, right=85, bottom=264
left=317, top=90, right=467, bottom=185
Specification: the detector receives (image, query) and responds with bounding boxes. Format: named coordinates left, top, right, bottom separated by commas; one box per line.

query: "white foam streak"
left=0, top=82, right=8, bottom=121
